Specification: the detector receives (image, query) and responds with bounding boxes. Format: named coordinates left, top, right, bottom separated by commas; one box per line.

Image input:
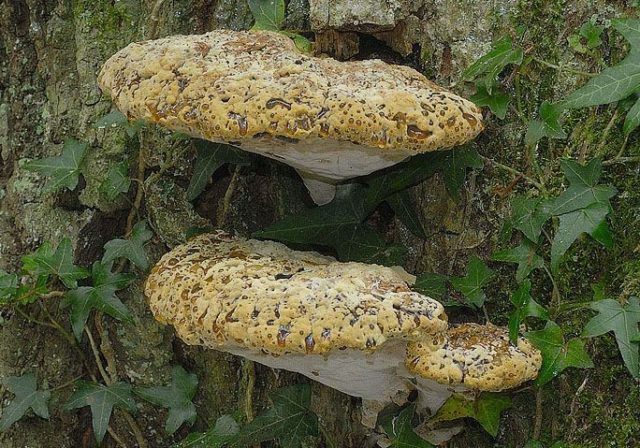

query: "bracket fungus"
left=98, top=29, right=483, bottom=204
left=144, top=233, right=542, bottom=423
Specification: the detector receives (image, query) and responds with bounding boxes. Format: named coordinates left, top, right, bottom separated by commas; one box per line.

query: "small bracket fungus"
left=144, top=232, right=447, bottom=404
left=98, top=30, right=483, bottom=204
left=406, top=323, right=542, bottom=400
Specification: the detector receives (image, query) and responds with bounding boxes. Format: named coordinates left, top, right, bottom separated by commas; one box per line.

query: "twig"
left=125, top=134, right=147, bottom=237
left=531, top=57, right=595, bottom=77
left=107, top=426, right=129, bottom=448
left=120, top=410, right=149, bottom=448
left=480, top=155, right=545, bottom=191
left=95, top=314, right=119, bottom=383
left=242, top=360, right=256, bottom=422
left=50, top=375, right=85, bottom=392
left=566, top=374, right=590, bottom=441
left=85, top=327, right=111, bottom=384
left=593, top=110, right=619, bottom=159
left=218, top=165, right=243, bottom=227
left=603, top=155, right=640, bottom=166
left=533, top=387, right=543, bottom=440
left=147, top=0, right=166, bottom=40
left=40, top=290, right=65, bottom=300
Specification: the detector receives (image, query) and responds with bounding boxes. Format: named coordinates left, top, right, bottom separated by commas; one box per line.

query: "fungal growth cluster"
left=144, top=232, right=542, bottom=413
left=98, top=29, right=483, bottom=204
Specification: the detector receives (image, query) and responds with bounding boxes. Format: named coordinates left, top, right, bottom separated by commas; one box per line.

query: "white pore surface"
left=237, top=137, right=411, bottom=181
left=223, top=341, right=411, bottom=402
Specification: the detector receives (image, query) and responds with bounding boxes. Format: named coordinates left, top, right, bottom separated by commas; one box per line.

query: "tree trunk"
left=1, top=0, right=638, bottom=447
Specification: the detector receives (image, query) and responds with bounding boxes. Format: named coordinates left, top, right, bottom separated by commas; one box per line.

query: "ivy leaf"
left=95, top=110, right=144, bottom=137
left=248, top=0, right=284, bottom=31
left=387, top=190, right=427, bottom=239
left=0, top=373, right=50, bottom=432
left=550, top=202, right=611, bottom=272
left=470, top=85, right=510, bottom=119
left=525, top=101, right=567, bottom=146
left=431, top=393, right=511, bottom=437
left=100, top=160, right=131, bottom=201
left=623, top=96, right=640, bottom=135
left=22, top=238, right=89, bottom=289
left=232, top=384, right=318, bottom=448
left=439, top=147, right=484, bottom=197
left=64, top=260, right=134, bottom=340
left=63, top=381, right=136, bottom=445
left=102, top=221, right=153, bottom=271
left=510, top=196, right=550, bottom=243
left=450, top=256, right=494, bottom=308
left=582, top=297, right=640, bottom=378
left=546, top=159, right=616, bottom=216
left=174, top=415, right=240, bottom=448
left=463, top=36, right=524, bottom=92
left=24, top=139, right=88, bottom=192
left=186, top=140, right=251, bottom=201
left=380, top=404, right=434, bottom=447
left=507, top=280, right=549, bottom=343
left=525, top=321, right=594, bottom=386
left=255, top=153, right=442, bottom=264
left=136, top=366, right=198, bottom=435
left=413, top=273, right=449, bottom=301
left=492, top=240, right=544, bottom=283
left=562, top=19, right=640, bottom=109
left=335, top=225, right=407, bottom=266
left=0, top=270, right=18, bottom=304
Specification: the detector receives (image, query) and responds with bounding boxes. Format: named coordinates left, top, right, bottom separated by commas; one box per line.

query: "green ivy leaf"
left=256, top=153, right=448, bottom=264
left=186, top=140, right=251, bottom=201
left=0, top=270, right=18, bottom=304
left=439, top=147, right=483, bottom=197
left=174, top=415, right=240, bottom=448
left=95, top=110, right=145, bottom=138
left=413, top=273, right=449, bottom=301
left=510, top=196, right=550, bottom=243
left=380, top=404, right=434, bottom=447
left=248, top=0, right=284, bottom=31
left=24, top=139, right=88, bottom=192
left=582, top=297, right=640, bottom=378
left=22, top=238, right=89, bottom=289
left=463, top=36, right=524, bottom=92
left=431, top=393, right=511, bottom=437
left=0, top=373, right=50, bottom=432
left=492, top=240, right=545, bottom=283
left=450, top=256, right=494, bottom=308
left=623, top=96, right=640, bottom=135
left=470, top=85, right=510, bottom=119
left=580, top=21, right=604, bottom=49
left=63, top=381, right=136, bottom=445
left=232, top=384, right=318, bottom=448
left=100, top=160, right=131, bottom=201
left=525, top=321, right=594, bottom=386
left=525, top=101, right=567, bottom=146
left=102, top=221, right=153, bottom=271
left=386, top=190, right=427, bottom=239
left=507, top=280, right=549, bottom=343
left=65, top=260, right=134, bottom=340
left=136, top=366, right=198, bottom=435
left=546, top=159, right=616, bottom=216
left=562, top=19, right=640, bottom=109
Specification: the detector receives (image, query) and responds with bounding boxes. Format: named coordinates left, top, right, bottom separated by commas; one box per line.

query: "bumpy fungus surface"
left=98, top=30, right=483, bottom=203
left=406, top=323, right=542, bottom=391
left=145, top=232, right=448, bottom=355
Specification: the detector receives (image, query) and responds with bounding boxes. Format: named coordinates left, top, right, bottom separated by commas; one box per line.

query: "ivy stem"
left=49, top=375, right=85, bottom=392
left=593, top=110, right=619, bottom=159
left=218, top=165, right=243, bottom=227
left=85, top=326, right=111, bottom=385
left=531, top=56, right=595, bottom=77
left=480, top=155, right=546, bottom=192
left=603, top=155, right=640, bottom=166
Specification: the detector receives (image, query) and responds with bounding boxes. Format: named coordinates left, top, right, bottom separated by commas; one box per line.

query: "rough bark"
left=0, top=0, right=638, bottom=447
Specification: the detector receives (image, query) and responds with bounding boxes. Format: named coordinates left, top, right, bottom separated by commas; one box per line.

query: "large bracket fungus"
left=144, top=233, right=542, bottom=423
left=98, top=30, right=483, bottom=204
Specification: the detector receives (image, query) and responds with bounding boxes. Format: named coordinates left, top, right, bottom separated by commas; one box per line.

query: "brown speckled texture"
left=406, top=323, right=542, bottom=391
left=144, top=232, right=448, bottom=355
left=98, top=30, right=483, bottom=155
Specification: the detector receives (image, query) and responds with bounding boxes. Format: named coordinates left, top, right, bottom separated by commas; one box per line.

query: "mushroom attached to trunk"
left=405, top=323, right=542, bottom=411
left=98, top=30, right=484, bottom=204
left=144, top=232, right=448, bottom=404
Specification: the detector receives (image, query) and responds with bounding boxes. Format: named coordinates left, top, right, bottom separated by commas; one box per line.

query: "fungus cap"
left=98, top=30, right=483, bottom=204
left=406, top=323, right=542, bottom=391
